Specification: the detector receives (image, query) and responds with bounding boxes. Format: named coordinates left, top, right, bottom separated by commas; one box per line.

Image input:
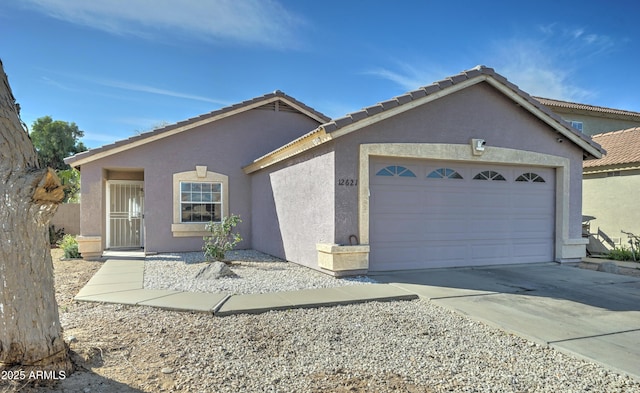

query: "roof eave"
left=244, top=73, right=604, bottom=173
left=243, top=76, right=490, bottom=174
left=583, top=162, right=640, bottom=174
left=64, top=95, right=327, bottom=168
left=485, top=79, right=603, bottom=160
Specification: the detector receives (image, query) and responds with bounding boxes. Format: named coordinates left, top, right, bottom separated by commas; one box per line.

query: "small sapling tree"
left=203, top=214, right=243, bottom=263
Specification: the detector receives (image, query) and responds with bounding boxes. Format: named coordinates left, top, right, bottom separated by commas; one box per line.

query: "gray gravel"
left=143, top=250, right=377, bottom=294
left=66, top=299, right=639, bottom=393
left=56, top=250, right=640, bottom=392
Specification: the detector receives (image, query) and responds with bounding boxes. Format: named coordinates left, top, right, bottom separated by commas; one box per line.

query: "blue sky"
left=1, top=0, right=639, bottom=148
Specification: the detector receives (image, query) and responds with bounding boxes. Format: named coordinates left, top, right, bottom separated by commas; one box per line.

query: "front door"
left=106, top=181, right=144, bottom=249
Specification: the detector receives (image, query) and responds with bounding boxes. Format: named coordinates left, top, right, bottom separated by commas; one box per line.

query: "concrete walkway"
left=374, top=262, right=640, bottom=381
left=75, top=258, right=640, bottom=380
left=73, top=259, right=418, bottom=316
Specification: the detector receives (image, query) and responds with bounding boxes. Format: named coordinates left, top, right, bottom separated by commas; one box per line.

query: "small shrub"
left=48, top=225, right=65, bottom=247
left=60, top=234, right=81, bottom=259
left=607, top=247, right=639, bottom=261
left=203, top=214, right=243, bottom=263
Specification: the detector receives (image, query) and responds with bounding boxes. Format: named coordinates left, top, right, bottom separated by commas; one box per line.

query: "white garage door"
left=369, top=159, right=555, bottom=271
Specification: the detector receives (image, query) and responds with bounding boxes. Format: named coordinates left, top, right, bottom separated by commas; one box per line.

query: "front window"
left=180, top=182, right=222, bottom=223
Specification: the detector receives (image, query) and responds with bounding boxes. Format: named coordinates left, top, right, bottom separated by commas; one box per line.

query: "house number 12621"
left=338, top=179, right=358, bottom=186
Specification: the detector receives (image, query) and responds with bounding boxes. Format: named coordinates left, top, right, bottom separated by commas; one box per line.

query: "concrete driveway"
left=374, top=263, right=640, bottom=380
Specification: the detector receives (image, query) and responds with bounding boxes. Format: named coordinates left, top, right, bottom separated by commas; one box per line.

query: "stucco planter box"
left=316, top=243, right=370, bottom=274
left=76, top=236, right=103, bottom=260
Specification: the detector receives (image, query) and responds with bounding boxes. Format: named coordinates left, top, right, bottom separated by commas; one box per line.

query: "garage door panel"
left=516, top=217, right=554, bottom=231
left=513, top=241, right=554, bottom=257
left=374, top=188, right=423, bottom=211
left=423, top=194, right=469, bottom=212
left=370, top=245, right=424, bottom=268
left=427, top=221, right=469, bottom=237
left=469, top=193, right=511, bottom=207
left=471, top=245, right=511, bottom=264
left=466, top=218, right=511, bottom=235
left=374, top=244, right=469, bottom=270
left=370, top=159, right=555, bottom=271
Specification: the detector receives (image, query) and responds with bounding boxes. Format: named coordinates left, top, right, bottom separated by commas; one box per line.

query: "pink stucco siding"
left=250, top=81, right=587, bottom=269
left=78, top=107, right=321, bottom=253
left=251, top=147, right=335, bottom=268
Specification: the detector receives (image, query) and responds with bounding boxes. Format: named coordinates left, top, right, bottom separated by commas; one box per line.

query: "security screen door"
left=107, top=181, right=144, bottom=249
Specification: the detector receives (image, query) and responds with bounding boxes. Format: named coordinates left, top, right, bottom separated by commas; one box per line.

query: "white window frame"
left=179, top=181, right=223, bottom=224
left=570, top=121, right=584, bottom=133
left=171, top=166, right=229, bottom=237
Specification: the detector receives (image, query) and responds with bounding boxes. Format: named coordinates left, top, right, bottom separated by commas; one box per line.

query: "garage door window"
left=473, top=170, right=506, bottom=181
left=376, top=165, right=416, bottom=177
left=516, top=172, right=546, bottom=183
left=427, top=168, right=463, bottom=179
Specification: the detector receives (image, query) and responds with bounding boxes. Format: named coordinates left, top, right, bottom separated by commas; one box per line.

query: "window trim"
left=515, top=172, right=546, bottom=183
left=171, top=166, right=229, bottom=237
left=427, top=168, right=463, bottom=179
left=473, top=170, right=506, bottom=181
left=375, top=165, right=416, bottom=177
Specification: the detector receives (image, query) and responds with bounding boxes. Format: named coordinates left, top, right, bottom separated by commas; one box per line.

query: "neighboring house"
left=65, top=66, right=604, bottom=275
left=535, top=97, right=640, bottom=136
left=583, top=128, right=640, bottom=247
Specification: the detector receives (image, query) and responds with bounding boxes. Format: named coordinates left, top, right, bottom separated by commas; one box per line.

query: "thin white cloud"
left=83, top=131, right=124, bottom=144
left=41, top=76, right=80, bottom=92
left=491, top=39, right=594, bottom=102
left=365, top=61, right=451, bottom=91
left=20, top=0, right=305, bottom=49
left=37, top=69, right=229, bottom=106
left=368, top=25, right=617, bottom=103
left=93, top=78, right=230, bottom=106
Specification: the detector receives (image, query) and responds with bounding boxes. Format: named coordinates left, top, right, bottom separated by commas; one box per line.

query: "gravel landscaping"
left=16, top=249, right=639, bottom=392
left=143, top=250, right=377, bottom=294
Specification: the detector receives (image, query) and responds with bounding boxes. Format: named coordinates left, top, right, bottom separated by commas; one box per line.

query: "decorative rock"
left=597, top=262, right=620, bottom=274
left=161, top=367, right=174, bottom=374
left=195, top=261, right=238, bottom=280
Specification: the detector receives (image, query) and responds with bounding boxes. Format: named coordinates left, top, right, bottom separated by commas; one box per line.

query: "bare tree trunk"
left=0, top=60, right=71, bottom=374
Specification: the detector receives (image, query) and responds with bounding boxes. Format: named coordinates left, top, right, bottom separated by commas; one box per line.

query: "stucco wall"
left=78, top=108, right=320, bottom=253
left=251, top=148, right=335, bottom=268
left=78, top=164, right=104, bottom=238
left=551, top=109, right=640, bottom=136
left=331, top=82, right=586, bottom=244
left=51, top=203, right=80, bottom=235
left=583, top=170, right=640, bottom=246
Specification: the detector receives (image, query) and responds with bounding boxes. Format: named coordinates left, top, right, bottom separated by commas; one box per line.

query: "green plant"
left=203, top=214, right=243, bottom=263
left=60, top=234, right=81, bottom=259
left=607, top=247, right=639, bottom=261
left=57, top=168, right=81, bottom=203
left=48, top=224, right=65, bottom=247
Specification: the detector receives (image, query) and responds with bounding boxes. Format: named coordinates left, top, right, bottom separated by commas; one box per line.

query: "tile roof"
left=326, top=67, right=603, bottom=151
left=246, top=66, right=604, bottom=172
left=323, top=67, right=597, bottom=149
left=535, top=97, right=640, bottom=119
left=583, top=127, right=640, bottom=168
left=65, top=90, right=330, bottom=166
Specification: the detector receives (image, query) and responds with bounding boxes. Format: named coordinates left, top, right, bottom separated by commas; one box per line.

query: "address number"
left=338, top=179, right=358, bottom=186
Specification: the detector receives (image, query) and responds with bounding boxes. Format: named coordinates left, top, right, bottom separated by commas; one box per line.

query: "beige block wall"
left=583, top=171, right=640, bottom=247
left=51, top=203, right=80, bottom=235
